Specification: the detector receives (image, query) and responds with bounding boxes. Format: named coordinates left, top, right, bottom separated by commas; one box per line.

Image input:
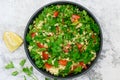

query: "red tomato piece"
left=53, top=11, right=59, bottom=17
left=79, top=62, right=87, bottom=69
left=45, top=63, right=52, bottom=69
left=59, top=60, right=68, bottom=66
left=72, top=65, right=78, bottom=71
left=63, top=49, right=69, bottom=53
left=91, top=34, right=96, bottom=43
left=84, top=65, right=87, bottom=69
left=71, top=14, right=80, bottom=22
left=91, top=34, right=95, bottom=39
left=37, top=43, right=44, bottom=48
left=42, top=51, right=49, bottom=60
left=63, top=44, right=71, bottom=53
left=76, top=43, right=83, bottom=49
left=31, top=32, right=36, bottom=38
left=72, top=14, right=80, bottom=20
left=79, top=62, right=84, bottom=66
left=66, top=44, right=71, bottom=49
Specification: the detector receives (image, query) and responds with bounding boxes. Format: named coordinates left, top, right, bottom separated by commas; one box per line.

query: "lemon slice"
left=3, top=32, right=23, bottom=52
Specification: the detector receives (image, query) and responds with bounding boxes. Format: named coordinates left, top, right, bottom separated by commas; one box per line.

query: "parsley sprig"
left=5, top=59, right=57, bottom=80
left=5, top=61, right=14, bottom=69
left=5, top=59, right=38, bottom=80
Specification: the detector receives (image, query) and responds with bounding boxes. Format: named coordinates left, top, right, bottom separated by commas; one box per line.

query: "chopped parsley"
left=26, top=4, right=101, bottom=77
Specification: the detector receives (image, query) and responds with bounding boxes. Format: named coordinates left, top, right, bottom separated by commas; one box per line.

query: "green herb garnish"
left=26, top=4, right=101, bottom=77
left=5, top=61, right=14, bottom=69
left=12, top=71, right=19, bottom=76
left=19, top=59, right=26, bottom=67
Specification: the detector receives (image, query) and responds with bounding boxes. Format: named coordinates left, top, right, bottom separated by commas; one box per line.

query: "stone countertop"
left=0, top=0, right=120, bottom=80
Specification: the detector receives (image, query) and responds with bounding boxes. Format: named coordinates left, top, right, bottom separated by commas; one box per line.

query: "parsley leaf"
left=26, top=34, right=32, bottom=42
left=74, top=66, right=82, bottom=74
left=60, top=61, right=72, bottom=77
left=5, top=61, right=14, bottom=69
left=54, top=59, right=59, bottom=68
left=19, top=59, right=26, bottom=67
left=23, top=66, right=33, bottom=76
left=12, top=71, right=19, bottom=76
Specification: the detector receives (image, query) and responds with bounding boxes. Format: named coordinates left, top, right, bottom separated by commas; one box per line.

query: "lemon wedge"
left=3, top=32, right=23, bottom=52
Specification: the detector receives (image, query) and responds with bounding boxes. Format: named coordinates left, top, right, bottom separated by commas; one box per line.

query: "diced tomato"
left=66, top=44, right=71, bottom=49
left=84, top=65, right=87, bottom=69
left=37, top=43, right=44, bottom=48
left=71, top=62, right=87, bottom=71
left=72, top=65, right=78, bottom=71
left=59, top=60, right=68, bottom=66
left=63, top=44, right=71, bottom=53
left=45, top=63, right=52, bottom=69
left=76, top=43, right=82, bottom=49
left=71, top=14, right=80, bottom=22
left=91, top=34, right=95, bottom=39
left=91, top=34, right=96, bottom=43
left=72, top=14, right=80, bottom=20
left=79, top=62, right=84, bottom=66
left=42, top=51, right=49, bottom=60
left=63, top=49, right=69, bottom=53
left=79, top=62, right=87, bottom=69
left=53, top=11, right=59, bottom=17
left=31, top=32, right=36, bottom=38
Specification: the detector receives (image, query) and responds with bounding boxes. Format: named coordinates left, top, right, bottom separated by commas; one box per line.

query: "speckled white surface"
left=0, top=0, right=120, bottom=80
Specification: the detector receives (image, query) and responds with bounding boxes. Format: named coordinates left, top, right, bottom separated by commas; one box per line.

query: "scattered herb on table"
left=20, top=59, right=26, bottom=67
left=12, top=71, right=19, bottom=76
left=5, top=59, right=38, bottom=80
left=5, top=61, right=14, bottom=69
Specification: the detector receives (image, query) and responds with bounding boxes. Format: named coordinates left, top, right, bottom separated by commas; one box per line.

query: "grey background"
left=0, top=0, right=120, bottom=80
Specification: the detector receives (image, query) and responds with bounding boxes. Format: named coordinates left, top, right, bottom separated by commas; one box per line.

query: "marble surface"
left=0, top=0, right=120, bottom=80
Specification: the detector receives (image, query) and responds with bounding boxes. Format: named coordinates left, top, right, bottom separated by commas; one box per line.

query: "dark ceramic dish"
left=24, top=1, right=103, bottom=79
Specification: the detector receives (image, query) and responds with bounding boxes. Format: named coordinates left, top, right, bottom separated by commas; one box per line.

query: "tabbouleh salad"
left=26, top=4, right=100, bottom=77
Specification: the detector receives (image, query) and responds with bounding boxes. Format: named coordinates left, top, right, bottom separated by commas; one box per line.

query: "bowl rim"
left=24, top=1, right=103, bottom=79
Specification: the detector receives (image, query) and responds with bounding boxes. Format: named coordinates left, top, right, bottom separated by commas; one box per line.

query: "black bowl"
left=24, top=1, right=103, bottom=79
